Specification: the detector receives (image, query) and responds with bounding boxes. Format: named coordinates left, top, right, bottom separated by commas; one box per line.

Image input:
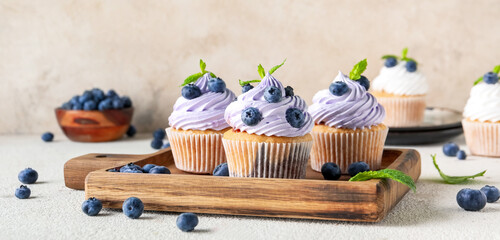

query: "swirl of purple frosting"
left=224, top=73, right=313, bottom=137
left=308, top=71, right=385, bottom=129
left=168, top=73, right=236, bottom=131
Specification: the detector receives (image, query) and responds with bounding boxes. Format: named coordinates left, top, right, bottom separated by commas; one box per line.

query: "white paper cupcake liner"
left=222, top=138, right=313, bottom=179
left=310, top=125, right=388, bottom=173
left=166, top=127, right=226, bottom=174
left=462, top=119, right=500, bottom=157
left=376, top=95, right=426, bottom=127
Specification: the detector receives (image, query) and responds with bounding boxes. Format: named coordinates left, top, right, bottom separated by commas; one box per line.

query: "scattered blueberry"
left=83, top=100, right=97, bottom=111
left=72, top=102, right=83, bottom=110
left=264, top=86, right=282, bottom=103
left=284, top=86, right=294, bottom=97
left=91, top=88, right=105, bottom=102
left=122, top=96, right=132, bottom=108
left=405, top=60, right=417, bottom=72
left=357, top=75, right=370, bottom=91
left=142, top=164, right=157, bottom=173
left=286, top=108, right=305, bottom=128
left=41, top=132, right=54, bottom=142
left=123, top=169, right=143, bottom=173
left=176, top=213, right=199, bottom=232
left=347, top=162, right=370, bottom=177
left=329, top=81, right=349, bottom=96
left=153, top=129, right=166, bottom=140
left=112, top=98, right=125, bottom=109
left=208, top=77, right=226, bottom=93
left=384, top=57, right=398, bottom=68
left=213, top=163, right=229, bottom=176
left=162, top=142, right=170, bottom=149
left=480, top=185, right=500, bottom=203
left=15, top=185, right=31, bottom=199
left=241, top=107, right=262, bottom=126
left=457, top=150, right=467, bottom=160
left=61, top=102, right=72, bottom=110
left=456, top=188, right=487, bottom=211
left=126, top=125, right=136, bottom=137
left=18, top=168, right=38, bottom=184
left=443, top=142, right=460, bottom=157
left=79, top=91, right=93, bottom=103
left=483, top=72, right=499, bottom=84
left=82, top=197, right=103, bottom=216
left=242, top=84, right=254, bottom=93
left=182, top=84, right=202, bottom=100
left=120, top=163, right=143, bottom=173
left=98, top=98, right=113, bottom=111
left=321, top=163, right=341, bottom=180
left=122, top=197, right=144, bottom=219
left=107, top=168, right=118, bottom=172
left=106, top=89, right=118, bottom=99
left=151, top=139, right=163, bottom=150
left=149, top=166, right=171, bottom=174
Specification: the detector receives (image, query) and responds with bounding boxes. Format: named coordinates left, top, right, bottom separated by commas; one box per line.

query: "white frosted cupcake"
left=463, top=66, right=500, bottom=157
left=372, top=48, right=428, bottom=127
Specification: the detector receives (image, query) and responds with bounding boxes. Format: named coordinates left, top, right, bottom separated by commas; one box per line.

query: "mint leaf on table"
left=431, top=154, right=486, bottom=184
left=349, top=59, right=368, bottom=80
left=239, top=79, right=261, bottom=86
left=258, top=64, right=266, bottom=78
left=349, top=169, right=416, bottom=192
left=269, top=59, right=287, bottom=74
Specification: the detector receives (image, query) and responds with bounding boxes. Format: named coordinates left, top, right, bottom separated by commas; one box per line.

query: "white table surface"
left=1, top=133, right=499, bottom=240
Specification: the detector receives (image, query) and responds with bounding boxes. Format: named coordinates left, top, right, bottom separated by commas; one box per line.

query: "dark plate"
left=386, top=107, right=463, bottom=145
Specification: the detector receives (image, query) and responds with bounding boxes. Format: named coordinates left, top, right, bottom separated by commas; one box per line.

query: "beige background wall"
left=1, top=0, right=500, bottom=134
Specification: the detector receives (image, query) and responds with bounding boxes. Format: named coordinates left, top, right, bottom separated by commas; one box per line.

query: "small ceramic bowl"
left=55, top=108, right=134, bottom=142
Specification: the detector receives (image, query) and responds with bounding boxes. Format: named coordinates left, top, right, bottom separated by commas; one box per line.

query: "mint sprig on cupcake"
left=474, top=65, right=500, bottom=85
left=349, top=59, right=367, bottom=80
left=381, top=48, right=418, bottom=72
left=181, top=59, right=216, bottom=87
left=239, top=59, right=287, bottom=93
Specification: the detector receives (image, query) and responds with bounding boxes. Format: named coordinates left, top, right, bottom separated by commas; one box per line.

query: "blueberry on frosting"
left=384, top=57, right=397, bottom=68
left=406, top=60, right=417, bottom=72
left=181, top=84, right=202, bottom=100
left=483, top=72, right=499, bottom=85
left=329, top=81, right=349, bottom=96
left=264, top=86, right=282, bottom=103
left=241, top=107, right=262, bottom=126
left=382, top=48, right=418, bottom=72
left=286, top=108, right=305, bottom=128
left=357, top=75, right=370, bottom=91
left=208, top=77, right=226, bottom=93
left=242, top=84, right=254, bottom=93
left=285, top=86, right=294, bottom=97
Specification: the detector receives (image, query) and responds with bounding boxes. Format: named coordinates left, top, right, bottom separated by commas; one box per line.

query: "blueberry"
left=264, top=86, right=282, bottom=103
left=82, top=197, right=103, bottom=216
left=443, top=142, right=460, bottom=157
left=122, top=197, right=144, bottom=219
left=142, top=164, right=157, bottom=173
left=79, top=91, right=93, bottom=103
left=126, top=125, right=136, bottom=137
left=106, top=89, right=118, bottom=99
left=70, top=95, right=80, bottom=105
left=153, top=128, right=166, bottom=140
left=456, top=188, right=487, bottom=211
left=41, top=132, right=54, bottom=142
left=321, top=163, right=341, bottom=180
left=162, top=142, right=170, bottom=149
left=15, top=185, right=31, bottom=199
left=357, top=75, right=370, bottom=91
left=123, top=169, right=143, bottom=173
left=120, top=163, right=143, bottom=173
left=182, top=84, right=202, bottom=100
left=151, top=139, right=163, bottom=149
left=347, top=162, right=370, bottom=177
left=286, top=108, right=306, bottom=128
left=72, top=102, right=83, bottom=110
left=329, top=82, right=349, bottom=96
left=97, top=98, right=111, bottom=111
left=405, top=60, right=417, bottom=72
left=83, top=100, right=97, bottom=111
left=242, top=84, right=254, bottom=93
left=284, top=86, right=294, bottom=97
left=122, top=96, right=133, bottom=108
left=241, top=107, right=262, bottom=126
left=480, top=185, right=500, bottom=203
left=176, top=213, right=199, bottom=232
left=107, top=168, right=118, bottom=172
left=18, top=168, right=38, bottom=184
left=91, top=88, right=105, bottom=102
left=483, top=72, right=499, bottom=84
left=384, top=57, right=398, bottom=68
left=149, top=166, right=171, bottom=174
left=112, top=98, right=124, bottom=109
left=61, top=102, right=73, bottom=110
left=213, top=163, right=229, bottom=176
left=457, top=150, right=467, bottom=160
left=208, top=77, right=226, bottom=93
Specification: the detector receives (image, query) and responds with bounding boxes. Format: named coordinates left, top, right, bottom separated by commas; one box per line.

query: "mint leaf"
left=431, top=154, right=486, bottom=184
left=239, top=79, right=261, bottom=86
left=493, top=65, right=500, bottom=74
left=349, top=59, right=368, bottom=80
left=258, top=64, right=266, bottom=78
left=349, top=169, right=416, bottom=192
left=200, top=59, right=207, bottom=73
left=474, top=76, right=483, bottom=86
left=401, top=47, right=408, bottom=60
left=269, top=59, right=287, bottom=74
left=180, top=72, right=203, bottom=86
left=382, top=55, right=398, bottom=60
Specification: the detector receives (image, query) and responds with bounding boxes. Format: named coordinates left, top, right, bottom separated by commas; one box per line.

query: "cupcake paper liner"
left=222, top=138, right=313, bottom=179
left=376, top=95, right=426, bottom=127
left=462, top=119, right=500, bottom=157
left=166, top=127, right=226, bottom=174
left=310, top=125, right=388, bottom=173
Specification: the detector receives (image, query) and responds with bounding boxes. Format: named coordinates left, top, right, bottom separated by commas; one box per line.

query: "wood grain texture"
left=78, top=148, right=420, bottom=222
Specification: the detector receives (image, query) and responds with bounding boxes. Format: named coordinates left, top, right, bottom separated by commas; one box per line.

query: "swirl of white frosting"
left=372, top=61, right=428, bottom=95
left=463, top=82, right=500, bottom=122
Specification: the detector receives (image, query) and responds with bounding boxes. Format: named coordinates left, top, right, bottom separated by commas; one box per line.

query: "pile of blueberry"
left=107, top=162, right=171, bottom=174
left=321, top=161, right=370, bottom=180
left=457, top=185, right=499, bottom=211
left=442, top=142, right=467, bottom=160
left=60, top=88, right=132, bottom=111
left=151, top=128, right=169, bottom=150
left=182, top=77, right=226, bottom=100
left=14, top=168, right=39, bottom=199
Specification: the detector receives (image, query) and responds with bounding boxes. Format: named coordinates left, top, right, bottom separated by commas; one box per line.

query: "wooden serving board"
left=64, top=148, right=420, bottom=222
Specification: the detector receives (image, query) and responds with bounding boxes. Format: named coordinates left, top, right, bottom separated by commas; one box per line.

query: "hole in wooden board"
left=95, top=155, right=108, bottom=158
